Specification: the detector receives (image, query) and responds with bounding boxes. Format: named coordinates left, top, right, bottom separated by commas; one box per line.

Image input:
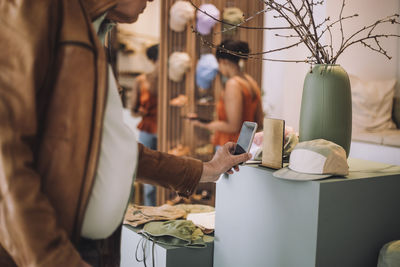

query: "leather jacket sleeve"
left=137, top=144, right=203, bottom=198
left=0, top=3, right=82, bottom=267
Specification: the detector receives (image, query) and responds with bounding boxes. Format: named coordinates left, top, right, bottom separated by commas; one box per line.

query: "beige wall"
left=118, top=0, right=160, bottom=41
left=117, top=0, right=160, bottom=76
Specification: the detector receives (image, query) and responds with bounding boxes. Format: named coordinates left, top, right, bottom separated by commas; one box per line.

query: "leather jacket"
left=0, top=0, right=202, bottom=266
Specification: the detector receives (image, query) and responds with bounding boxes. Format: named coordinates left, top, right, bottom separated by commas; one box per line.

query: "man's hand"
left=200, top=142, right=251, bottom=183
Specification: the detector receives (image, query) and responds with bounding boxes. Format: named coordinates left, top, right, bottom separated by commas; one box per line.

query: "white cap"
left=273, top=139, right=349, bottom=181
left=168, top=52, right=191, bottom=82
left=196, top=4, right=220, bottom=35
left=169, top=1, right=195, bottom=32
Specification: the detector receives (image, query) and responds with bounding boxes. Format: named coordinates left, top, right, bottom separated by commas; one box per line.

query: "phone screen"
left=234, top=122, right=257, bottom=155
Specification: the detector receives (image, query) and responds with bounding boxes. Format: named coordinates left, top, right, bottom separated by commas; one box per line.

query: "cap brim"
left=273, top=167, right=331, bottom=181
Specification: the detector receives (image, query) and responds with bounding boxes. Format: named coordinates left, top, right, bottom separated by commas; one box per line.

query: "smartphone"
left=192, top=117, right=212, bottom=123
left=234, top=121, right=258, bottom=155
left=182, top=115, right=212, bottom=123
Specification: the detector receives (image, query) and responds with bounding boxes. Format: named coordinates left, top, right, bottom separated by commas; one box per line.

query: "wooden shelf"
left=196, top=101, right=215, bottom=106
left=157, top=0, right=264, bottom=207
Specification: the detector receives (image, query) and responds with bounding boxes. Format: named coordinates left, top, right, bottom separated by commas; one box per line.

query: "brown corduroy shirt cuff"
left=136, top=144, right=203, bottom=198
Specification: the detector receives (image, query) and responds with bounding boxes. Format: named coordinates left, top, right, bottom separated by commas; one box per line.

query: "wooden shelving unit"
left=157, top=0, right=264, bottom=206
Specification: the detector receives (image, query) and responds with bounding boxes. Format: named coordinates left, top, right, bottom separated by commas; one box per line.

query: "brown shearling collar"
left=82, top=0, right=118, bottom=21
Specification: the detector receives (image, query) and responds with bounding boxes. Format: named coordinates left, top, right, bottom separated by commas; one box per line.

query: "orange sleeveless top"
left=136, top=74, right=157, bottom=134
left=213, top=74, right=261, bottom=146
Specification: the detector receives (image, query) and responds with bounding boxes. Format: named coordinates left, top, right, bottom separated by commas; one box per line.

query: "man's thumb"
left=232, top=152, right=251, bottom=165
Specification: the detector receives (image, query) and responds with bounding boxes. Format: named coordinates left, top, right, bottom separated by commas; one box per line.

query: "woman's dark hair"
left=216, top=39, right=250, bottom=64
left=146, top=44, right=159, bottom=62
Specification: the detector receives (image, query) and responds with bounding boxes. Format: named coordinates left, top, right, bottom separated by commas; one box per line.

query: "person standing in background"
left=131, top=44, right=159, bottom=206
left=194, top=39, right=264, bottom=147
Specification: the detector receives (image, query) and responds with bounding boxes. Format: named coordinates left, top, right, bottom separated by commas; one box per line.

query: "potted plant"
left=190, top=0, right=400, bottom=156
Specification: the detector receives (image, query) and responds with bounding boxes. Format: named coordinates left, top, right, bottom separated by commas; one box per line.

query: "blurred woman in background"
left=195, top=39, right=263, bottom=147
left=131, top=44, right=159, bottom=150
left=131, top=44, right=159, bottom=206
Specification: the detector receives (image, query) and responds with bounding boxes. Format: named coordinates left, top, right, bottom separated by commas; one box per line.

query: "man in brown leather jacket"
left=0, top=0, right=250, bottom=266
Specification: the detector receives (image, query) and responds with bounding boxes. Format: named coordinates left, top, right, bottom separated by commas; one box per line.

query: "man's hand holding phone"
left=200, top=121, right=257, bottom=183
left=233, top=121, right=258, bottom=164
left=200, top=142, right=251, bottom=183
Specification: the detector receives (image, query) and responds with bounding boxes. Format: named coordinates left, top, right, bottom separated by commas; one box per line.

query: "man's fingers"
left=233, top=165, right=239, bottom=172
left=223, top=142, right=236, bottom=154
left=231, top=152, right=251, bottom=166
left=224, top=142, right=235, bottom=149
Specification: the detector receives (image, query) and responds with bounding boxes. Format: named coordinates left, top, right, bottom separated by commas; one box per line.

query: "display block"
left=214, top=159, right=400, bottom=267
left=121, top=225, right=213, bottom=267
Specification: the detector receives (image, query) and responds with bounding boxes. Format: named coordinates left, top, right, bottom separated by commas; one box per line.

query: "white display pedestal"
left=214, top=159, right=400, bottom=267
left=121, top=225, right=213, bottom=267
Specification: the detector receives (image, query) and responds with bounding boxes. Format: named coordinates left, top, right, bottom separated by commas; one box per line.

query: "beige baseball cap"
left=168, top=52, right=191, bottom=82
left=169, top=1, right=195, bottom=32
left=273, top=139, right=349, bottom=181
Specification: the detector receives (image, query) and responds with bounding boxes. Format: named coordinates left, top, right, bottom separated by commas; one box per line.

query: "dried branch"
left=332, top=14, right=400, bottom=63
left=360, top=39, right=391, bottom=60
left=333, top=33, right=400, bottom=63
left=215, top=7, right=269, bottom=35
left=193, top=26, right=304, bottom=57
left=188, top=0, right=292, bottom=31
left=326, top=23, right=334, bottom=59
left=193, top=27, right=314, bottom=63
left=318, top=14, right=358, bottom=40
left=267, top=0, right=322, bottom=62
left=338, top=0, right=346, bottom=51
left=305, top=0, right=319, bottom=43
left=188, top=0, right=400, bottom=65
left=274, top=33, right=301, bottom=38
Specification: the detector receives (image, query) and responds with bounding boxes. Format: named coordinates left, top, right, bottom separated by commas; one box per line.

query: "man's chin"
left=119, top=16, right=139, bottom=24
left=106, top=11, right=139, bottom=24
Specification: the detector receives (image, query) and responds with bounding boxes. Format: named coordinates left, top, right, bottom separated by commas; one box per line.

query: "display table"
left=121, top=225, right=213, bottom=267
left=214, top=158, right=400, bottom=267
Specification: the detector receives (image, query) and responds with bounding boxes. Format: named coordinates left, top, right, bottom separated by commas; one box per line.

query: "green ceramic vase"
left=299, top=64, right=352, bottom=157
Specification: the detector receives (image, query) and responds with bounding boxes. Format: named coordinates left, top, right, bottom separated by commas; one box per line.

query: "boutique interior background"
left=262, top=0, right=400, bottom=165
left=117, top=0, right=160, bottom=90
left=120, top=0, right=400, bottom=165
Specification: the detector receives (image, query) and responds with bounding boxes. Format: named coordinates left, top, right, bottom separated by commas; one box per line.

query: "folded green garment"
left=141, top=220, right=214, bottom=248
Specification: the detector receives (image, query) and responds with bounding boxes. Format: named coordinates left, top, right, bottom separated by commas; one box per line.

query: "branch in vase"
left=326, top=23, right=334, bottom=60
left=272, top=0, right=332, bottom=63
left=333, top=33, right=400, bottom=63
left=305, top=0, right=320, bottom=44
left=215, top=7, right=269, bottom=35
left=360, top=39, right=391, bottom=60
left=188, top=0, right=291, bottom=31
left=318, top=14, right=358, bottom=41
left=193, top=27, right=304, bottom=56
left=332, top=15, right=400, bottom=63
left=337, top=14, right=399, bottom=53
left=269, top=0, right=322, bottom=63
left=189, top=0, right=400, bottom=65
left=297, top=0, right=330, bottom=62
left=338, top=0, right=346, bottom=51
left=274, top=33, right=301, bottom=38
left=193, top=28, right=314, bottom=63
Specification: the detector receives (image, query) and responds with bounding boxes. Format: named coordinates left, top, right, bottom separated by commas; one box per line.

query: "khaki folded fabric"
left=141, top=220, right=214, bottom=248
left=174, top=204, right=215, bottom=218
left=124, top=204, right=186, bottom=227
